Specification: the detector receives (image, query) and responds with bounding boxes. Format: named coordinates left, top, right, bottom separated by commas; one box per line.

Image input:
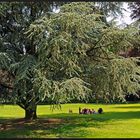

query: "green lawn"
left=0, top=103, right=140, bottom=138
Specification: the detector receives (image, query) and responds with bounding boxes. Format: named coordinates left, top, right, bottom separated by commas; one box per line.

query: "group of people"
left=79, top=107, right=103, bottom=114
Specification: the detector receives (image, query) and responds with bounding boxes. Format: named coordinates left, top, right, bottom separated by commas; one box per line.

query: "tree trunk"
left=25, top=106, right=37, bottom=120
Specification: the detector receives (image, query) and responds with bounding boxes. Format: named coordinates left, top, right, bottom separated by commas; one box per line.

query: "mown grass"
left=0, top=103, right=140, bottom=138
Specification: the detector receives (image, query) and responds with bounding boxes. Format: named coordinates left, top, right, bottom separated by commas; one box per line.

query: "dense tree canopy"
left=26, top=2, right=140, bottom=103
left=0, top=2, right=64, bottom=119
left=0, top=2, right=140, bottom=120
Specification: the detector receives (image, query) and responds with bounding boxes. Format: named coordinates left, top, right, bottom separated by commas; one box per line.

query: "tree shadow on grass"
left=0, top=111, right=140, bottom=138
left=50, top=111, right=140, bottom=137
left=0, top=114, right=102, bottom=138
left=37, top=111, right=140, bottom=137
left=0, top=118, right=67, bottom=138
left=40, top=110, right=140, bottom=121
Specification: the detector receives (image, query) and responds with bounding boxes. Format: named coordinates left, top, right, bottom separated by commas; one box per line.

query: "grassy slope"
left=0, top=103, right=140, bottom=138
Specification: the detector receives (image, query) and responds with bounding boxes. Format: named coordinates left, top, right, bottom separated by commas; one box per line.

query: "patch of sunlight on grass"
left=0, top=105, right=24, bottom=118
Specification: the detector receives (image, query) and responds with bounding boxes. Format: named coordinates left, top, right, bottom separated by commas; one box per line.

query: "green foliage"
left=0, top=52, right=14, bottom=69
left=87, top=58, right=140, bottom=103
left=0, top=2, right=140, bottom=111
left=0, top=2, right=64, bottom=109
left=34, top=70, right=91, bottom=104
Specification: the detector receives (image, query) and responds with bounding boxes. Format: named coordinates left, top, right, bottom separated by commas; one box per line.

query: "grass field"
left=0, top=103, right=140, bottom=138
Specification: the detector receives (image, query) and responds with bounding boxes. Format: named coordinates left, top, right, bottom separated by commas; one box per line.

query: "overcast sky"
left=121, top=3, right=133, bottom=24
left=107, top=2, right=135, bottom=26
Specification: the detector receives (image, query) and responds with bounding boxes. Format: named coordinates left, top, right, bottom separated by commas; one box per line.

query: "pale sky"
left=121, top=3, right=133, bottom=25
left=107, top=2, right=134, bottom=26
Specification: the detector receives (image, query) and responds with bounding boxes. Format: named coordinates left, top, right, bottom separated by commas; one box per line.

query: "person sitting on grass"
left=79, top=108, right=104, bottom=114
left=82, top=108, right=87, bottom=114
left=81, top=108, right=88, bottom=114
left=98, top=108, right=103, bottom=114
left=91, top=109, right=96, bottom=114
left=87, top=109, right=91, bottom=114
left=89, top=109, right=93, bottom=114
left=80, top=108, right=92, bottom=114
